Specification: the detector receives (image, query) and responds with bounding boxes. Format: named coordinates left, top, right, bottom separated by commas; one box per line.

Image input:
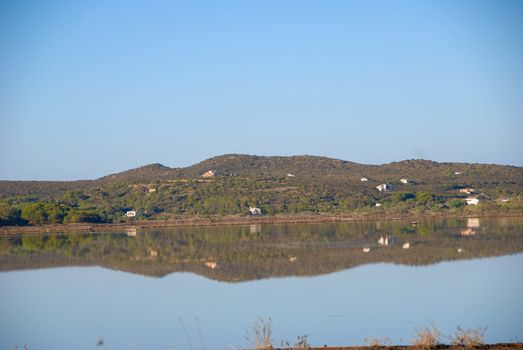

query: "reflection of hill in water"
left=1, top=218, right=523, bottom=282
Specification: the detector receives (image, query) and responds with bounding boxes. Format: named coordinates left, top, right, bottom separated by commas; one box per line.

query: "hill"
left=1, top=154, right=522, bottom=226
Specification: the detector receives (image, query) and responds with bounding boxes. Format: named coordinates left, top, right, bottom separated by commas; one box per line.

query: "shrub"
left=412, top=324, right=442, bottom=349
left=245, top=318, right=273, bottom=349
left=451, top=326, right=486, bottom=347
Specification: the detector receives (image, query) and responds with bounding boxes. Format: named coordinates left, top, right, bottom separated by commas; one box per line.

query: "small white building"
left=202, top=170, right=216, bottom=178
left=125, top=210, right=136, bottom=217
left=375, top=203, right=382, bottom=207
left=465, top=197, right=480, bottom=205
left=400, top=178, right=408, bottom=184
left=376, top=183, right=393, bottom=192
left=360, top=177, right=369, bottom=182
left=402, top=242, right=410, bottom=249
left=249, top=207, right=262, bottom=215
left=363, top=247, right=371, bottom=253
left=287, top=173, right=295, bottom=177
left=454, top=171, right=463, bottom=175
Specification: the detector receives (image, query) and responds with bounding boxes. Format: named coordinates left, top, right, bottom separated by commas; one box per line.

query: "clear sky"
left=1, top=0, right=522, bottom=180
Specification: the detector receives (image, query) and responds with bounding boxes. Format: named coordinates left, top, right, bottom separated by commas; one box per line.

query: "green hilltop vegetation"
left=0, top=154, right=522, bottom=226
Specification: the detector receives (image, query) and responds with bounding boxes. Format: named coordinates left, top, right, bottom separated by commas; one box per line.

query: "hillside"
left=1, top=154, right=522, bottom=226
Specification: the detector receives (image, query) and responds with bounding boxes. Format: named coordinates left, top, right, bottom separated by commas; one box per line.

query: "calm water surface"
left=1, top=217, right=522, bottom=349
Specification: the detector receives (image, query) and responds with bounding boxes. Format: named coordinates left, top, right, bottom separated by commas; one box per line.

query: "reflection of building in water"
left=249, top=224, right=262, bottom=234
left=467, top=218, right=480, bottom=228
left=126, top=228, right=137, bottom=237
left=205, top=261, right=217, bottom=269
left=461, top=228, right=476, bottom=236
left=378, top=236, right=391, bottom=246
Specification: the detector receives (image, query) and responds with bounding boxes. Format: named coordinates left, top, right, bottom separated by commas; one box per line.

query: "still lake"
left=1, top=217, right=522, bottom=349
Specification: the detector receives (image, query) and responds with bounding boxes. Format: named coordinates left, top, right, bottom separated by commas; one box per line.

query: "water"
left=1, top=217, right=522, bottom=349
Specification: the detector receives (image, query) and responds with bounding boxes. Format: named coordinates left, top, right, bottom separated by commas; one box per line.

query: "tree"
left=448, top=198, right=465, bottom=208
left=0, top=203, right=22, bottom=225
left=415, top=192, right=434, bottom=206
left=21, top=202, right=47, bottom=225
left=63, top=209, right=103, bottom=224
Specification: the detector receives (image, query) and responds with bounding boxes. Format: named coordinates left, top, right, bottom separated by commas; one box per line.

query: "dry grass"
left=364, top=337, right=392, bottom=348
left=245, top=318, right=273, bottom=349
left=451, top=326, right=487, bottom=347
left=411, top=324, right=443, bottom=349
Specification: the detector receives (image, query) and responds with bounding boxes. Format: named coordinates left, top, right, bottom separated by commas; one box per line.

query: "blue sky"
left=1, top=0, right=522, bottom=180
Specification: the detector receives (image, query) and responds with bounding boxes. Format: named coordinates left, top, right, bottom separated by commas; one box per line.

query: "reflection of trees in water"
left=1, top=218, right=522, bottom=282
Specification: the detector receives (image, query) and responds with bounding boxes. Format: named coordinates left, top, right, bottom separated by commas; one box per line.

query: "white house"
left=376, top=183, right=393, bottom=192
left=375, top=203, right=382, bottom=207
left=465, top=197, right=480, bottom=205
left=454, top=171, right=463, bottom=175
left=363, top=247, right=371, bottom=253
left=125, top=210, right=136, bottom=217
left=402, top=242, right=410, bottom=249
left=249, top=207, right=262, bottom=215
left=202, top=170, right=216, bottom=178
left=287, top=173, right=295, bottom=177
left=360, top=177, right=368, bottom=182
left=400, top=178, right=408, bottom=184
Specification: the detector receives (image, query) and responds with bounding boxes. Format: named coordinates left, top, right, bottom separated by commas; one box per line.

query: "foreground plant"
left=412, top=324, right=442, bottom=349
left=451, top=326, right=487, bottom=347
left=245, top=318, right=273, bottom=349
left=364, top=337, right=392, bottom=348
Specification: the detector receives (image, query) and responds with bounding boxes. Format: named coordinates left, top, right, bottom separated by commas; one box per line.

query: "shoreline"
left=259, top=345, right=523, bottom=350
left=1, top=211, right=523, bottom=235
